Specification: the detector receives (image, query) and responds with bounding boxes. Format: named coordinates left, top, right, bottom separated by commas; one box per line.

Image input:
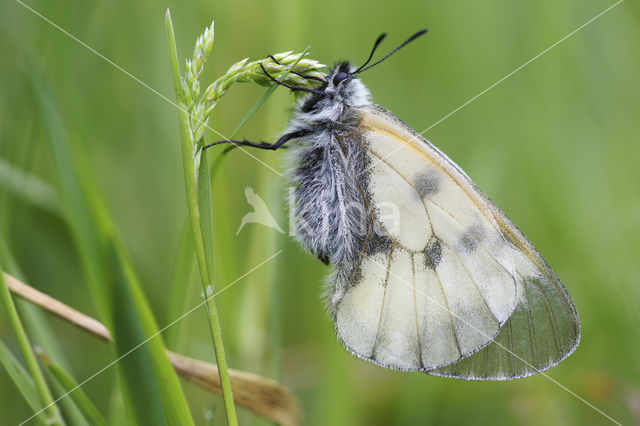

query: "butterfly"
left=204, top=30, right=580, bottom=380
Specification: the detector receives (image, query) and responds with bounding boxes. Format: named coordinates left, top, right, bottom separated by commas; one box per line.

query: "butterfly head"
left=328, top=62, right=354, bottom=90
left=321, top=62, right=366, bottom=102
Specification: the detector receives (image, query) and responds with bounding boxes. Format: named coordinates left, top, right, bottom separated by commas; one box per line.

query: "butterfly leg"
left=202, top=129, right=309, bottom=152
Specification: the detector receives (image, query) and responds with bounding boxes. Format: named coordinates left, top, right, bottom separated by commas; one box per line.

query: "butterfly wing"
left=332, top=105, right=579, bottom=378
left=429, top=203, right=581, bottom=379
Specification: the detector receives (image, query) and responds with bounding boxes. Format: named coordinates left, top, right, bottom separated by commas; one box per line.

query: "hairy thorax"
left=285, top=104, right=372, bottom=274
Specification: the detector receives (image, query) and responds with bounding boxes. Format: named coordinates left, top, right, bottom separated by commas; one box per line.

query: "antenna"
left=353, top=33, right=387, bottom=74
left=354, top=29, right=428, bottom=74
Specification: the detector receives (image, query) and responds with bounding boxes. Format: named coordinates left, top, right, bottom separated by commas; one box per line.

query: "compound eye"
left=332, top=71, right=349, bottom=86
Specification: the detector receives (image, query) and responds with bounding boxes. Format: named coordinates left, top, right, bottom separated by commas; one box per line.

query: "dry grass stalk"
left=2, top=272, right=301, bottom=426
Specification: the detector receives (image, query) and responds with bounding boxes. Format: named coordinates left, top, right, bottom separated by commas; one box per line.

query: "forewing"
left=335, top=105, right=579, bottom=378
left=334, top=106, right=521, bottom=371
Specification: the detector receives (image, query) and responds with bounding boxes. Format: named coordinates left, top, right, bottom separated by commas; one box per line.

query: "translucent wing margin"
left=429, top=204, right=580, bottom=379
left=333, top=105, right=579, bottom=379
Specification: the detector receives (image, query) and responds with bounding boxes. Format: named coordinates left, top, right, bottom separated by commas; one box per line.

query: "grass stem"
left=165, top=10, right=238, bottom=425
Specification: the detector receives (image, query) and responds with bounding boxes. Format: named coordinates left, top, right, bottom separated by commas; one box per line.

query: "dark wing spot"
left=346, top=264, right=364, bottom=289
left=458, top=225, right=486, bottom=253
left=424, top=237, right=443, bottom=269
left=366, top=231, right=392, bottom=256
left=414, top=170, right=440, bottom=197
left=458, top=232, right=477, bottom=252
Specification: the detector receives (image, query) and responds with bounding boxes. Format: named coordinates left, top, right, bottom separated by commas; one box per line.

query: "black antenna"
left=353, top=33, right=387, bottom=74
left=354, top=29, right=428, bottom=74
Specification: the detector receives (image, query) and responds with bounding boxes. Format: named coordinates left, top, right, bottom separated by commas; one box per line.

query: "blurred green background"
left=1, top=0, right=639, bottom=424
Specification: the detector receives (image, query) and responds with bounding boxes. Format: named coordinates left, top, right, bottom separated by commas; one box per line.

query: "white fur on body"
left=283, top=65, right=375, bottom=310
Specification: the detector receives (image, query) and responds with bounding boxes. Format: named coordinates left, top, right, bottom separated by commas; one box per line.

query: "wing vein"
left=358, top=124, right=495, bottom=234
left=522, top=279, right=540, bottom=368
left=507, top=320, right=516, bottom=374
left=411, top=254, right=424, bottom=369
left=372, top=245, right=395, bottom=358
left=420, top=200, right=501, bottom=325
left=484, top=342, right=490, bottom=378
left=425, top=249, right=462, bottom=358
left=528, top=276, right=565, bottom=356
left=427, top=199, right=516, bottom=280
left=351, top=135, right=436, bottom=239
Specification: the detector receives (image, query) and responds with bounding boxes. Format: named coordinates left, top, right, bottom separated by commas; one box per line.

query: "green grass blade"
left=164, top=220, right=195, bottom=349
left=0, top=158, right=60, bottom=215
left=0, top=265, right=63, bottom=425
left=42, top=365, right=90, bottom=426
left=0, top=238, right=72, bottom=373
left=38, top=350, right=108, bottom=426
left=0, top=339, right=48, bottom=426
left=229, top=86, right=278, bottom=138
left=27, top=60, right=194, bottom=425
left=197, top=156, right=216, bottom=286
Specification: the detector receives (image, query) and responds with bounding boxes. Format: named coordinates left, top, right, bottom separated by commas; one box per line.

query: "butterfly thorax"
left=297, top=62, right=372, bottom=126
